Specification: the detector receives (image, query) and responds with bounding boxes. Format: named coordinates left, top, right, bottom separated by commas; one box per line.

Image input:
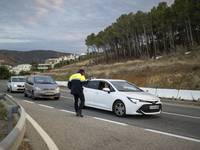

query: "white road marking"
left=61, top=96, right=73, bottom=99
left=38, top=104, right=54, bottom=109
left=22, top=100, right=34, bottom=103
left=60, top=109, right=75, bottom=114
left=145, top=129, right=200, bottom=143
left=26, top=113, right=59, bottom=150
left=93, top=117, right=127, bottom=126
left=163, top=112, right=200, bottom=120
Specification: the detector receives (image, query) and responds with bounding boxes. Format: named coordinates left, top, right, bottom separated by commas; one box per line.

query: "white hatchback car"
left=83, top=79, right=162, bottom=117
left=7, top=76, right=26, bottom=93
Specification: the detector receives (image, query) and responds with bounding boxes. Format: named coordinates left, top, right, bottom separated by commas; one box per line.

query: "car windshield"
left=34, top=76, right=56, bottom=84
left=12, top=78, right=26, bottom=82
left=110, top=81, right=142, bottom=92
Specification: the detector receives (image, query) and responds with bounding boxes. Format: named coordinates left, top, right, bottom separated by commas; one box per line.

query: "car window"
left=12, top=78, right=26, bottom=82
left=99, top=81, right=115, bottom=92
left=84, top=81, right=100, bottom=89
left=110, top=81, right=143, bottom=92
left=34, top=76, right=56, bottom=84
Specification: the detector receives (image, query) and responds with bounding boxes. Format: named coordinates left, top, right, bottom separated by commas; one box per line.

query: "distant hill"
left=0, top=50, right=72, bottom=66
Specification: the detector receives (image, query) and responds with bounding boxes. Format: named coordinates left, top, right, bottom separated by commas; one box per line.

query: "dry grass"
left=41, top=46, right=200, bottom=81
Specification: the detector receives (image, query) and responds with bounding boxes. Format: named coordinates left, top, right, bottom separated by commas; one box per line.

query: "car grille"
left=17, top=85, right=24, bottom=87
left=42, top=88, right=55, bottom=90
left=136, top=104, right=162, bottom=113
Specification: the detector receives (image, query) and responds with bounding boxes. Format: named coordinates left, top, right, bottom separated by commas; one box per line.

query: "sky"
left=0, top=0, right=174, bottom=54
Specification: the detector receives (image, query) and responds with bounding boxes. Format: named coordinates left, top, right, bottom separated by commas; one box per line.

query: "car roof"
left=11, top=76, right=26, bottom=78
left=32, top=75, right=50, bottom=77
left=91, top=79, right=126, bottom=82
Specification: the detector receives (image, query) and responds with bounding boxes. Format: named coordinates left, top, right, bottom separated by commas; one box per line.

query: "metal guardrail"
left=0, top=93, right=26, bottom=150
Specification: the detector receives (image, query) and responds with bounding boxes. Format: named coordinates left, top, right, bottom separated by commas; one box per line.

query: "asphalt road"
left=1, top=80, right=200, bottom=150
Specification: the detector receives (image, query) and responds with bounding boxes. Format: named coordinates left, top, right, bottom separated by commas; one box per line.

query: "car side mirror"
left=103, top=88, right=110, bottom=93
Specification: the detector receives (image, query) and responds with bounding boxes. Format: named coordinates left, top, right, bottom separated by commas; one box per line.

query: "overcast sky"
left=0, top=0, right=174, bottom=54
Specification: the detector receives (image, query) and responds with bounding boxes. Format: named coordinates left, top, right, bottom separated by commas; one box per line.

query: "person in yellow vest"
left=68, top=69, right=91, bottom=117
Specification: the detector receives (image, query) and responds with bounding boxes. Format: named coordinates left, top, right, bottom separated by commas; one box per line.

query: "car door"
left=84, top=81, right=100, bottom=107
left=7, top=77, right=11, bottom=89
left=26, top=76, right=34, bottom=95
left=94, top=82, right=114, bottom=110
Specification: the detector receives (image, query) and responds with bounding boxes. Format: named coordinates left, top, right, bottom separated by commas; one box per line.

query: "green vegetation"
left=18, top=70, right=31, bottom=75
left=0, top=101, right=6, bottom=121
left=85, top=0, right=200, bottom=64
left=30, top=61, right=39, bottom=71
left=0, top=66, right=16, bottom=79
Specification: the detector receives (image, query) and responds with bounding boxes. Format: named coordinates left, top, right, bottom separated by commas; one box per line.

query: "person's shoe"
left=76, top=112, right=79, bottom=116
left=77, top=110, right=83, bottom=117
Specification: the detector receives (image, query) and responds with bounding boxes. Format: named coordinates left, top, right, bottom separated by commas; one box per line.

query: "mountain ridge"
left=0, top=50, right=72, bottom=66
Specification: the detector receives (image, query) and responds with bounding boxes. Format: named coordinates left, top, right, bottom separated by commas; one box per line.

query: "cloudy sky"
left=0, top=0, right=174, bottom=54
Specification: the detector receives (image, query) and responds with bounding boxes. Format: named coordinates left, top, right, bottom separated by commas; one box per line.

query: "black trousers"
left=73, top=93, right=85, bottom=112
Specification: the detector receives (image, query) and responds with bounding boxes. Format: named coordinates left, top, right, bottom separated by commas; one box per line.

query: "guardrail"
left=56, top=81, right=200, bottom=101
left=0, top=93, right=26, bottom=150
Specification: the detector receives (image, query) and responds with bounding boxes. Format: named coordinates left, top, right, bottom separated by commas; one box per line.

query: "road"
left=1, top=80, right=200, bottom=150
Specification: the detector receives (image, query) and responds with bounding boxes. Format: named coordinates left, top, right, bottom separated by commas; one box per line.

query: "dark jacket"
left=68, top=72, right=89, bottom=95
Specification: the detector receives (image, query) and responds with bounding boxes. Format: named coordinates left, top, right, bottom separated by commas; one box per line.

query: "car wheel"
left=54, top=97, right=59, bottom=100
left=113, top=100, right=126, bottom=117
left=10, top=87, right=13, bottom=93
left=7, top=86, right=9, bottom=92
left=24, top=90, right=28, bottom=97
left=32, top=91, right=37, bottom=100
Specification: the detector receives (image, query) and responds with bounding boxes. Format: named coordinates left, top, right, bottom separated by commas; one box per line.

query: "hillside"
left=41, top=47, right=200, bottom=90
left=0, top=50, right=71, bottom=66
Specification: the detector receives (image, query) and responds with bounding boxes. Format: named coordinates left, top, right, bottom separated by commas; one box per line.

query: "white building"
left=10, top=64, right=31, bottom=74
left=44, top=58, right=61, bottom=69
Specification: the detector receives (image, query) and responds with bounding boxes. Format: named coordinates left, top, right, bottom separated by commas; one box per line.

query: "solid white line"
left=61, top=96, right=73, bottom=99
left=22, top=100, right=34, bottom=104
left=145, top=129, right=200, bottom=143
left=60, top=109, right=75, bottom=114
left=163, top=112, right=200, bottom=120
left=93, top=117, right=127, bottom=126
left=26, top=113, right=59, bottom=150
left=38, top=104, right=54, bottom=109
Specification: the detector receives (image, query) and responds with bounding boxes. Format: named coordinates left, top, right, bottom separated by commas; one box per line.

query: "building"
left=10, top=64, right=31, bottom=74
left=44, top=58, right=61, bottom=69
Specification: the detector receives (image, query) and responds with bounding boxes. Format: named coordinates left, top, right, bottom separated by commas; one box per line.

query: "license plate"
left=19, top=87, right=24, bottom=89
left=149, top=105, right=159, bottom=109
left=45, top=92, right=54, bottom=95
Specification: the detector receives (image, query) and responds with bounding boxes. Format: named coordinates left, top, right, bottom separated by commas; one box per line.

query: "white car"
left=7, top=76, right=26, bottom=93
left=83, top=79, right=162, bottom=117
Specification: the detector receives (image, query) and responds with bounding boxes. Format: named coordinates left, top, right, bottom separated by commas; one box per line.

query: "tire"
left=10, top=87, right=13, bottom=93
left=7, top=86, right=9, bottom=92
left=113, top=100, right=126, bottom=117
left=32, top=91, right=37, bottom=100
left=24, top=90, right=28, bottom=97
left=54, top=97, right=59, bottom=100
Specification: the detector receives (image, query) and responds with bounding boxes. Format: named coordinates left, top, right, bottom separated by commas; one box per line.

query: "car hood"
left=120, top=91, right=160, bottom=102
left=35, top=83, right=58, bottom=89
left=12, top=82, right=25, bottom=85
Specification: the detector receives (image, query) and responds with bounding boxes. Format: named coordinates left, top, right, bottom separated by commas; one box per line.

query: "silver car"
left=24, top=75, right=60, bottom=100
left=7, top=76, right=26, bottom=93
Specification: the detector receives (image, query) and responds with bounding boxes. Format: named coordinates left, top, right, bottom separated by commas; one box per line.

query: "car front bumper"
left=34, top=90, right=60, bottom=98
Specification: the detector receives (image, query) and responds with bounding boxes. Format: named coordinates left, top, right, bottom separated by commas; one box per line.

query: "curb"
left=0, top=94, right=26, bottom=150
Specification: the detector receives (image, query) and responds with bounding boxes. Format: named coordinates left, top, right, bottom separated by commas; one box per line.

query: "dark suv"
left=24, top=75, right=60, bottom=100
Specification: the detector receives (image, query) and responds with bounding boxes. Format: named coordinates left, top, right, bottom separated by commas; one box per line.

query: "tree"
left=30, top=61, right=38, bottom=71
left=0, top=66, right=11, bottom=79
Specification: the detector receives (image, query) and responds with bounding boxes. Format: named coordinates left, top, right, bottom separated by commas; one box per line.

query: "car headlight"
left=127, top=97, right=140, bottom=104
left=13, top=84, right=17, bottom=87
left=56, top=87, right=60, bottom=91
left=35, top=86, right=41, bottom=91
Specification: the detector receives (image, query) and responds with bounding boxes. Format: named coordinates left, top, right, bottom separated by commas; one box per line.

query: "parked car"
left=7, top=76, right=26, bottom=93
left=83, top=79, right=162, bottom=117
left=24, top=75, right=60, bottom=100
